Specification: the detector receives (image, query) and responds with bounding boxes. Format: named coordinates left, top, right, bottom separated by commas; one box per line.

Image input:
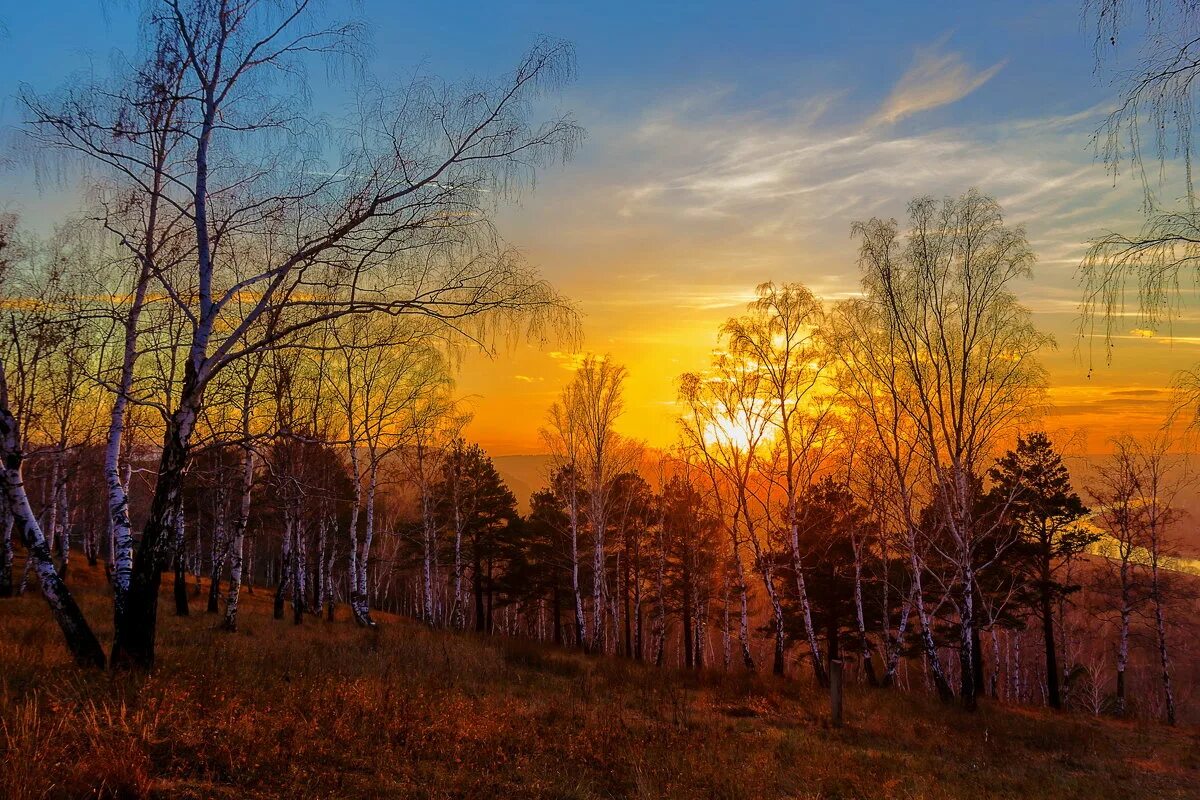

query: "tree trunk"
left=0, top=401, right=105, bottom=668
left=473, top=543, right=486, bottom=633
left=207, top=485, right=227, bottom=613
left=486, top=557, right=494, bottom=634
left=622, top=530, right=632, bottom=657
left=1041, top=555, right=1061, bottom=709
left=0, top=498, right=13, bottom=598
left=1116, top=558, right=1131, bottom=717
left=452, top=490, right=466, bottom=629
left=590, top=468, right=607, bottom=654
left=552, top=586, right=563, bottom=645
left=790, top=520, right=827, bottom=686
left=854, top=546, right=879, bottom=687
left=291, top=508, right=307, bottom=625
left=54, top=456, right=70, bottom=579
left=274, top=513, right=292, bottom=621
left=110, top=378, right=203, bottom=670
left=355, top=462, right=378, bottom=627
left=727, top=526, right=755, bottom=670
left=222, top=449, right=254, bottom=631
left=569, top=489, right=587, bottom=648
left=1151, top=558, right=1176, bottom=725
left=172, top=495, right=189, bottom=617
left=682, top=551, right=694, bottom=669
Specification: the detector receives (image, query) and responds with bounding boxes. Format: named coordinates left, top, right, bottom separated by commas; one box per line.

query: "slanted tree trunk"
left=881, top=591, right=913, bottom=688
left=0, top=385, right=105, bottom=668
left=789, top=518, right=827, bottom=686
left=909, top=539, right=954, bottom=702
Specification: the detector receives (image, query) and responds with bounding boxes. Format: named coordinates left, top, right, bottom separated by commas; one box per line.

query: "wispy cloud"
left=871, top=37, right=1006, bottom=126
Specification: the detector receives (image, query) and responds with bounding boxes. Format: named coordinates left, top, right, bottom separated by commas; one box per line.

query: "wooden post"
left=830, top=658, right=844, bottom=728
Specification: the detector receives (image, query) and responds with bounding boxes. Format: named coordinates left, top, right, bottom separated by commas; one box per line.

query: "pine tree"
left=987, top=433, right=1092, bottom=710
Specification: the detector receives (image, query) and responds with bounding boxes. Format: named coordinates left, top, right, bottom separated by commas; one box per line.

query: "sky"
left=1, top=0, right=1194, bottom=455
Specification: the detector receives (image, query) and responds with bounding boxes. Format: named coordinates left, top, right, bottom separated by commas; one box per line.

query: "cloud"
left=871, top=38, right=1006, bottom=126
left=547, top=351, right=588, bottom=371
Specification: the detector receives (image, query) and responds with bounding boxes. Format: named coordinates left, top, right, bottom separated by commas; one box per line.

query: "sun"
left=701, top=402, right=775, bottom=453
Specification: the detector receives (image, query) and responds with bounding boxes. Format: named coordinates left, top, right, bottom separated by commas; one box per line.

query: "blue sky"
left=0, top=1, right=1182, bottom=452
left=0, top=2, right=1115, bottom=145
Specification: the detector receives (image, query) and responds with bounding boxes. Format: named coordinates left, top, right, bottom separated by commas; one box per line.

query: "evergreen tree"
left=434, top=443, right=517, bottom=633
left=987, top=433, right=1092, bottom=709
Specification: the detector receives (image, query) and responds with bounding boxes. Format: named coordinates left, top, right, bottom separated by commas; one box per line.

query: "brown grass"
left=1, top=563, right=1197, bottom=799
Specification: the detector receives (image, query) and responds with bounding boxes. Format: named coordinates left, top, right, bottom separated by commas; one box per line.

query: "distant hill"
left=492, top=454, right=552, bottom=514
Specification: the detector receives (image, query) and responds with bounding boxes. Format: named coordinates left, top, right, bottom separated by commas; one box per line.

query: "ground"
left=1, top=563, right=1197, bottom=799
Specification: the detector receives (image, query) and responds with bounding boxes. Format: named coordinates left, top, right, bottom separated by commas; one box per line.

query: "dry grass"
left=1, top=563, right=1197, bottom=799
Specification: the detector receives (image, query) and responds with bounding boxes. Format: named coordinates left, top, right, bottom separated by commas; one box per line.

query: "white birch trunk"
left=790, top=519, right=827, bottom=685
left=358, top=461, right=379, bottom=627
left=0, top=393, right=105, bottom=666
left=222, top=448, right=254, bottom=631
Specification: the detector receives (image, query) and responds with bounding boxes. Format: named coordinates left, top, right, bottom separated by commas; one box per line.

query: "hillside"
left=492, top=454, right=552, bottom=514
left=1, top=563, right=1197, bottom=800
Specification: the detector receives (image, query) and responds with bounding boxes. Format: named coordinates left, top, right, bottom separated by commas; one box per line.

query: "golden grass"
left=1, top=563, right=1197, bottom=799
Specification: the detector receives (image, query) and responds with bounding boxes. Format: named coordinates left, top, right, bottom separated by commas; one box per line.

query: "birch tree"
left=21, top=26, right=193, bottom=632
left=679, top=358, right=780, bottom=673
left=723, top=281, right=837, bottom=686
left=541, top=398, right=589, bottom=647
left=569, top=355, right=635, bottom=652
left=17, top=0, right=580, bottom=668
left=0, top=359, right=107, bottom=667
left=1090, top=436, right=1146, bottom=718
left=836, top=190, right=1050, bottom=709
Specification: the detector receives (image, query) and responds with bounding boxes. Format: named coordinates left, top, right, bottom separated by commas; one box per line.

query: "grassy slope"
left=1, top=563, right=1197, bottom=799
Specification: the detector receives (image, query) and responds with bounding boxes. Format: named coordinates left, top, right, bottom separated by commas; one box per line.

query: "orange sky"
left=451, top=90, right=1197, bottom=455
left=4, top=3, right=1196, bottom=458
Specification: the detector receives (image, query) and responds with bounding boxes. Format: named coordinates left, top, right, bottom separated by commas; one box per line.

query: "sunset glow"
left=3, top=3, right=1200, bottom=794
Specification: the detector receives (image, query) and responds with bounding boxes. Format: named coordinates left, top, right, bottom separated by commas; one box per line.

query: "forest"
left=2, top=0, right=1199, bottom=798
